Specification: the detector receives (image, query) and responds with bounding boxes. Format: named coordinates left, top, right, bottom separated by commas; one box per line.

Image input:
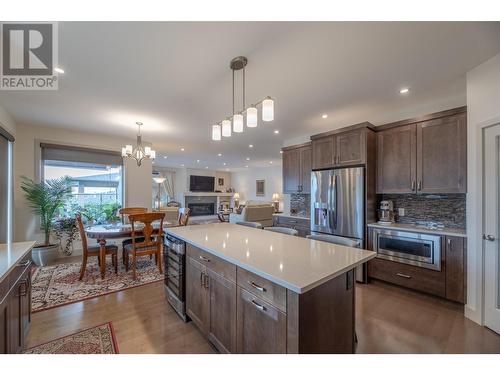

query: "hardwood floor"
left=27, top=273, right=500, bottom=354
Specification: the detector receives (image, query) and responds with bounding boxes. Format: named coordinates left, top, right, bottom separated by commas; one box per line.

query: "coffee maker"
left=378, top=200, right=395, bottom=225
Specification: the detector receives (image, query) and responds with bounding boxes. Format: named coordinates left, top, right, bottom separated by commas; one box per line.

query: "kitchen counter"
left=367, top=222, right=466, bottom=238
left=166, top=223, right=375, bottom=293
left=0, top=241, right=36, bottom=283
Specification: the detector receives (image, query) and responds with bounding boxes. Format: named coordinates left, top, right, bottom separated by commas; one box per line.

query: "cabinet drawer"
left=8, top=252, right=32, bottom=289
left=368, top=258, right=445, bottom=297
left=187, top=244, right=236, bottom=282
left=237, top=268, right=287, bottom=312
left=275, top=216, right=309, bottom=227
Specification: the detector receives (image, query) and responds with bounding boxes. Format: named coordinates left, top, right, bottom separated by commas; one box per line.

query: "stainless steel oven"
left=372, top=228, right=441, bottom=271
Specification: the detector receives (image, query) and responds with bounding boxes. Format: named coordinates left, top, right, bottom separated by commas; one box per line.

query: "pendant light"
left=121, top=122, right=156, bottom=166
left=210, top=56, right=274, bottom=141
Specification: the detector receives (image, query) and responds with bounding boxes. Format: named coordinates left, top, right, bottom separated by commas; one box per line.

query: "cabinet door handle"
left=15, top=279, right=28, bottom=297
left=204, top=274, right=210, bottom=289
left=248, top=281, right=266, bottom=292
left=447, top=238, right=452, bottom=249
left=417, top=181, right=422, bottom=191
left=396, top=273, right=412, bottom=279
left=251, top=299, right=266, bottom=311
left=411, top=181, right=416, bottom=191
left=199, top=255, right=210, bottom=262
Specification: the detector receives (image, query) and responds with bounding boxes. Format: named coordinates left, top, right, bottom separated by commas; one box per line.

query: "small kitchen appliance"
left=377, top=200, right=395, bottom=225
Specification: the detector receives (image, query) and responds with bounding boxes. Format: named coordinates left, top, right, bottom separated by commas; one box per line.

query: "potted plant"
left=21, top=176, right=72, bottom=266
left=53, top=217, right=79, bottom=256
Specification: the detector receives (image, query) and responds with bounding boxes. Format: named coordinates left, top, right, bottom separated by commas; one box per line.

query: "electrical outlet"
left=398, top=208, right=405, bottom=217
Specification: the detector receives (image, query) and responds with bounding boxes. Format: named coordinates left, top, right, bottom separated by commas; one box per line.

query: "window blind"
left=40, top=143, right=123, bottom=166
left=0, top=124, right=14, bottom=243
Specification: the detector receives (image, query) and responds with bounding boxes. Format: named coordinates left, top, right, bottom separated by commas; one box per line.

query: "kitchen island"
left=165, top=223, right=375, bottom=354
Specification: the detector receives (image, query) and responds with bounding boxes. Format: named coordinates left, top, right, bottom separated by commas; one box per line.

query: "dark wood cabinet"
left=445, top=236, right=466, bottom=304
left=335, top=129, right=365, bottom=167
left=186, top=256, right=209, bottom=334
left=273, top=215, right=310, bottom=237
left=312, top=136, right=334, bottom=170
left=376, top=109, right=467, bottom=194
left=236, top=287, right=287, bottom=354
left=417, top=113, right=467, bottom=194
left=0, top=250, right=32, bottom=354
left=207, top=269, right=236, bottom=353
left=376, top=125, right=416, bottom=193
left=282, top=142, right=311, bottom=194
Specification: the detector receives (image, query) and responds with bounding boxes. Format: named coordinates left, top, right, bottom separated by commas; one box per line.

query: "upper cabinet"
left=376, top=109, right=467, bottom=194
left=311, top=124, right=374, bottom=170
left=282, top=142, right=312, bottom=194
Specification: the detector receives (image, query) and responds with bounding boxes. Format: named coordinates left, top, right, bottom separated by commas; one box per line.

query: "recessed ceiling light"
left=197, top=159, right=200, bottom=163
left=181, top=164, right=185, bottom=167
left=54, top=67, right=65, bottom=74
left=163, top=156, right=168, bottom=159
left=218, top=153, right=222, bottom=157
left=246, top=157, right=250, bottom=161
left=321, top=114, right=328, bottom=119
left=180, top=147, right=185, bottom=151
left=223, top=162, right=227, bottom=166
left=269, top=161, right=273, bottom=164
left=274, top=130, right=279, bottom=134
left=399, top=88, right=410, bottom=94
left=205, top=166, right=208, bottom=169
left=249, top=144, right=253, bottom=148
left=245, top=165, right=249, bottom=168
left=279, top=150, right=283, bottom=154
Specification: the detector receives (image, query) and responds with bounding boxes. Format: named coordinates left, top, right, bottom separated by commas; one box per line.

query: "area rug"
left=32, top=258, right=163, bottom=312
left=23, top=322, right=118, bottom=354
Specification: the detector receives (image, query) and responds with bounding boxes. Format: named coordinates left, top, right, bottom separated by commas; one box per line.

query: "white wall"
left=13, top=123, right=152, bottom=244
left=0, top=104, right=16, bottom=137
left=231, top=165, right=283, bottom=206
left=465, top=52, right=500, bottom=324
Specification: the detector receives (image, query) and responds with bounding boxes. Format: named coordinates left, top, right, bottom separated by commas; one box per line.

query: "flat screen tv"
left=190, top=175, right=215, bottom=192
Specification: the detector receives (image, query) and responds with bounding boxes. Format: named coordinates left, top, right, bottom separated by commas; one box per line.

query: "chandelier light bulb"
left=233, top=113, right=244, bottom=133
left=262, top=97, right=274, bottom=122
left=125, top=145, right=133, bottom=155
left=246, top=106, right=258, bottom=127
left=144, top=146, right=151, bottom=156
left=121, top=147, right=127, bottom=157
left=222, top=119, right=232, bottom=137
left=212, top=124, right=221, bottom=141
left=150, top=150, right=156, bottom=159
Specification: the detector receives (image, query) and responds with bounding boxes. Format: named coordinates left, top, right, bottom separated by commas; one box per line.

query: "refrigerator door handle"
left=332, top=173, right=338, bottom=229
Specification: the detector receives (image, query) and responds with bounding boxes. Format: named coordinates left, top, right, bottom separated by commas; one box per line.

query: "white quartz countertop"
left=166, top=223, right=375, bottom=294
left=0, top=241, right=36, bottom=283
left=367, top=222, right=466, bottom=238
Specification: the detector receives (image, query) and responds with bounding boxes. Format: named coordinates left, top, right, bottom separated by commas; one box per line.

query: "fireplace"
left=188, top=202, right=216, bottom=217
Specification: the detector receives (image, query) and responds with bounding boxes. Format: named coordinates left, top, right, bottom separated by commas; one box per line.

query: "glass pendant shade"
left=222, top=119, right=232, bottom=137
left=246, top=106, right=258, bottom=127
left=125, top=145, right=133, bottom=154
left=212, top=124, right=221, bottom=141
left=233, top=113, right=244, bottom=133
left=121, top=147, right=127, bottom=157
left=144, top=146, right=151, bottom=156
left=150, top=150, right=156, bottom=159
left=262, top=97, right=274, bottom=122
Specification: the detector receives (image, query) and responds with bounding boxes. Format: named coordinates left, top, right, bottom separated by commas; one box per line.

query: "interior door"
left=484, top=123, right=500, bottom=334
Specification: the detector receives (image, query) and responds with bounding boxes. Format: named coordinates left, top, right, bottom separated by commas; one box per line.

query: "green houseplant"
left=20, top=176, right=73, bottom=266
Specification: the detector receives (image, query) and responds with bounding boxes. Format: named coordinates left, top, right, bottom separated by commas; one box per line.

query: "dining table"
left=85, top=221, right=178, bottom=279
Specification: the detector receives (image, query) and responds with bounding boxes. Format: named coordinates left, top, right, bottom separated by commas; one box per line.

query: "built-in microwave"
left=372, top=228, right=441, bottom=271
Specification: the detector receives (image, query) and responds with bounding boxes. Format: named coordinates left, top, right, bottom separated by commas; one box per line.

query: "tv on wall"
left=190, top=175, right=215, bottom=192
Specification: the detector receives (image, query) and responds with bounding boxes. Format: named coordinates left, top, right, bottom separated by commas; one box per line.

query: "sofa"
left=229, top=200, right=275, bottom=227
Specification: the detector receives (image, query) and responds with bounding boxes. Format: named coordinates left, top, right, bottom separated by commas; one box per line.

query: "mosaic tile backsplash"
left=379, top=194, right=466, bottom=229
left=290, top=193, right=310, bottom=217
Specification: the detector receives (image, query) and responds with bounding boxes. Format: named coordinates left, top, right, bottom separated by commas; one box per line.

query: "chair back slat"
left=75, top=214, right=89, bottom=256
left=119, top=207, right=148, bottom=224
left=129, top=212, right=165, bottom=247
left=178, top=207, right=190, bottom=226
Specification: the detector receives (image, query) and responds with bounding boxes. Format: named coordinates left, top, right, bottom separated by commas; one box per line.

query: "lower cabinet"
left=0, top=252, right=32, bottom=354
left=236, top=287, right=286, bottom=354
left=273, top=215, right=311, bottom=238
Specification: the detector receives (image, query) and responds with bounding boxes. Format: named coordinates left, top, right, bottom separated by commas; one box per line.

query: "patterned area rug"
left=24, top=322, right=118, bottom=354
left=32, top=258, right=163, bottom=312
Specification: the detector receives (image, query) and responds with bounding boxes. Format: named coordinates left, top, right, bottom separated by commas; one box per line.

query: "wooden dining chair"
left=76, top=214, right=118, bottom=280
left=119, top=207, right=148, bottom=264
left=124, top=212, right=165, bottom=280
left=178, top=207, right=190, bottom=226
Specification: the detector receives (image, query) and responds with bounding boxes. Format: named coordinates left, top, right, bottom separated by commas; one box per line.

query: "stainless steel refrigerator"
left=310, top=167, right=366, bottom=281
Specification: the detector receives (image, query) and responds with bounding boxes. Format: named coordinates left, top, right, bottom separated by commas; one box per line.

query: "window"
left=0, top=124, right=14, bottom=243
left=41, top=143, right=123, bottom=223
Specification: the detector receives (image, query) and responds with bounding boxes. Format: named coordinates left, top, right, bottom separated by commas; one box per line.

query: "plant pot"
left=32, top=244, right=59, bottom=267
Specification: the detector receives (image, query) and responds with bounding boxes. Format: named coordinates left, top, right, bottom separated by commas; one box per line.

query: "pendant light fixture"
left=122, top=122, right=156, bottom=166
left=210, top=56, right=274, bottom=141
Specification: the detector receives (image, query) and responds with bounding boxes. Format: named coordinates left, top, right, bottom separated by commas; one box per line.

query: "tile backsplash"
left=379, top=194, right=466, bottom=229
left=290, top=193, right=310, bottom=217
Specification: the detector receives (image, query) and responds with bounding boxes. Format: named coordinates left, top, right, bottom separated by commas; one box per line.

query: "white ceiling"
left=1, top=22, right=500, bottom=171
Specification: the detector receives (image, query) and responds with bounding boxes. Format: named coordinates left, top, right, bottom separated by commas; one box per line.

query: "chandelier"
left=121, top=122, right=156, bottom=166
left=211, top=56, right=274, bottom=141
